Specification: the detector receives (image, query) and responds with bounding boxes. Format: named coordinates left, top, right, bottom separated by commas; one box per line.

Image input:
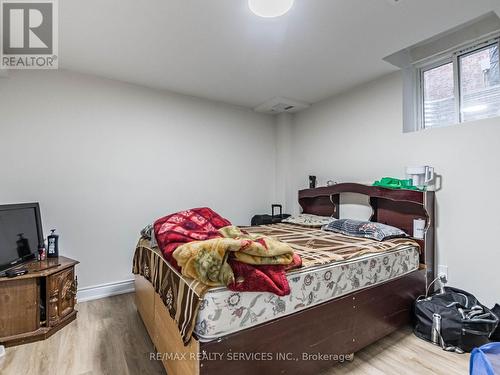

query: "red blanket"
left=154, top=207, right=231, bottom=268
left=228, top=254, right=302, bottom=296
left=153, top=208, right=300, bottom=296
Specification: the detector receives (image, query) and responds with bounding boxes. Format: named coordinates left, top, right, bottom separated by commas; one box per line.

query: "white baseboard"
left=77, top=279, right=135, bottom=303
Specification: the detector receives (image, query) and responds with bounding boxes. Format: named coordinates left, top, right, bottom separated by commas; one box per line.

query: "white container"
left=406, top=166, right=434, bottom=189
left=413, top=218, right=426, bottom=239
left=0, top=345, right=5, bottom=358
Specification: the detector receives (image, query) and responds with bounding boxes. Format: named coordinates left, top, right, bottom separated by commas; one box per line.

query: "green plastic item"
left=372, top=177, right=423, bottom=191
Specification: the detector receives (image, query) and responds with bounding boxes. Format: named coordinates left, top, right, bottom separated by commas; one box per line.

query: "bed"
left=134, top=183, right=435, bottom=375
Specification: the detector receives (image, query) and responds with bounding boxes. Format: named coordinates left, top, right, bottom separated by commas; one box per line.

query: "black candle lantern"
left=309, top=175, right=317, bottom=189
left=47, top=229, right=59, bottom=258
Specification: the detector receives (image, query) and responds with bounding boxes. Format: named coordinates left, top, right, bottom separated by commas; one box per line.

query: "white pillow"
left=282, top=214, right=335, bottom=228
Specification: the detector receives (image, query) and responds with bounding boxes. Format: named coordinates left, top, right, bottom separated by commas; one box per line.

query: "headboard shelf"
left=298, top=183, right=436, bottom=285
left=299, top=183, right=425, bottom=204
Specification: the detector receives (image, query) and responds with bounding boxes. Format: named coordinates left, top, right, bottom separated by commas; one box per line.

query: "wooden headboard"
left=299, top=183, right=436, bottom=282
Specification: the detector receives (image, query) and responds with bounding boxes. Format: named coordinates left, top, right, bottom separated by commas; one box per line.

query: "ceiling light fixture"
left=248, top=0, right=294, bottom=18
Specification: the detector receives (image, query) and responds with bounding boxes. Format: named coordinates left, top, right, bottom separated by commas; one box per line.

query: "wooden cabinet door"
left=47, top=268, right=76, bottom=326
left=0, top=279, right=39, bottom=337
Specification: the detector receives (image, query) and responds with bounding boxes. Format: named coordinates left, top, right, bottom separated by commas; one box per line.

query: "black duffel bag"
left=251, top=204, right=290, bottom=226
left=491, top=304, right=500, bottom=341
left=414, top=287, right=499, bottom=353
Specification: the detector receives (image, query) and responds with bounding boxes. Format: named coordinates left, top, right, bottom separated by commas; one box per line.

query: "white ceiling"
left=60, top=0, right=500, bottom=109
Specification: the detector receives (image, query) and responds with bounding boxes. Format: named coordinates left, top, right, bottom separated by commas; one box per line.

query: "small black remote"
left=6, top=267, right=28, bottom=278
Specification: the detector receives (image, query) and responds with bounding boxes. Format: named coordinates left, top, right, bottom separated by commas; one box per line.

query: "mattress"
left=194, top=244, right=419, bottom=341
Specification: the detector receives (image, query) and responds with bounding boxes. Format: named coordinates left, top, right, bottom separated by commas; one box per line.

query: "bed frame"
left=135, top=183, right=435, bottom=375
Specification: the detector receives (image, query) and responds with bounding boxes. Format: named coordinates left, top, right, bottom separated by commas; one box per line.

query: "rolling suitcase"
left=251, top=204, right=290, bottom=226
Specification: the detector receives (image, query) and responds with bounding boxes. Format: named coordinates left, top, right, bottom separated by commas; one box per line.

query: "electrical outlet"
left=437, top=265, right=448, bottom=280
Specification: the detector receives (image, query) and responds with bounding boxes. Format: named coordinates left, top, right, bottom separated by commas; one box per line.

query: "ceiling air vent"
left=254, top=97, right=310, bottom=115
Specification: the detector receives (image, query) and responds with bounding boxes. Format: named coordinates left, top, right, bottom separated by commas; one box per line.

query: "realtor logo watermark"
left=0, top=0, right=58, bottom=69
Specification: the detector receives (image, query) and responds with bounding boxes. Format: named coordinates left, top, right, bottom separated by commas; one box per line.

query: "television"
left=0, top=203, right=43, bottom=273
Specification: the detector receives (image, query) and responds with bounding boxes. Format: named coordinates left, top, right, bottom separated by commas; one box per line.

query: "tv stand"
left=0, top=256, right=79, bottom=347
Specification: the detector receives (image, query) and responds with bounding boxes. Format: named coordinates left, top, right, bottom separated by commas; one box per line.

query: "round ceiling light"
left=248, top=0, right=295, bottom=18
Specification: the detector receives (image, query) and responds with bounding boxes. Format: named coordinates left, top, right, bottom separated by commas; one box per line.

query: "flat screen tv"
left=0, top=203, right=43, bottom=272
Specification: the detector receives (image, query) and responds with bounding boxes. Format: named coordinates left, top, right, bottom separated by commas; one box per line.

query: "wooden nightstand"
left=0, top=256, right=79, bottom=347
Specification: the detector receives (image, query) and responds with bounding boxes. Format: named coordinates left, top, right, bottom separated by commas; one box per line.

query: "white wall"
left=274, top=113, right=293, bottom=213
left=292, top=72, right=500, bottom=306
left=0, top=70, right=276, bottom=290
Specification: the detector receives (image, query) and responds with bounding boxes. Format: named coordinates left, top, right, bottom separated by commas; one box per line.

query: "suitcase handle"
left=271, top=204, right=282, bottom=220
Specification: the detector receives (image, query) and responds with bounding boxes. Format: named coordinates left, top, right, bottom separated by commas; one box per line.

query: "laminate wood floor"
left=0, top=293, right=469, bottom=375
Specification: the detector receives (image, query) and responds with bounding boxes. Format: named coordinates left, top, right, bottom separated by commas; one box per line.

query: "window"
left=418, top=37, right=500, bottom=129
left=422, top=62, right=456, bottom=128
left=459, top=44, right=500, bottom=122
